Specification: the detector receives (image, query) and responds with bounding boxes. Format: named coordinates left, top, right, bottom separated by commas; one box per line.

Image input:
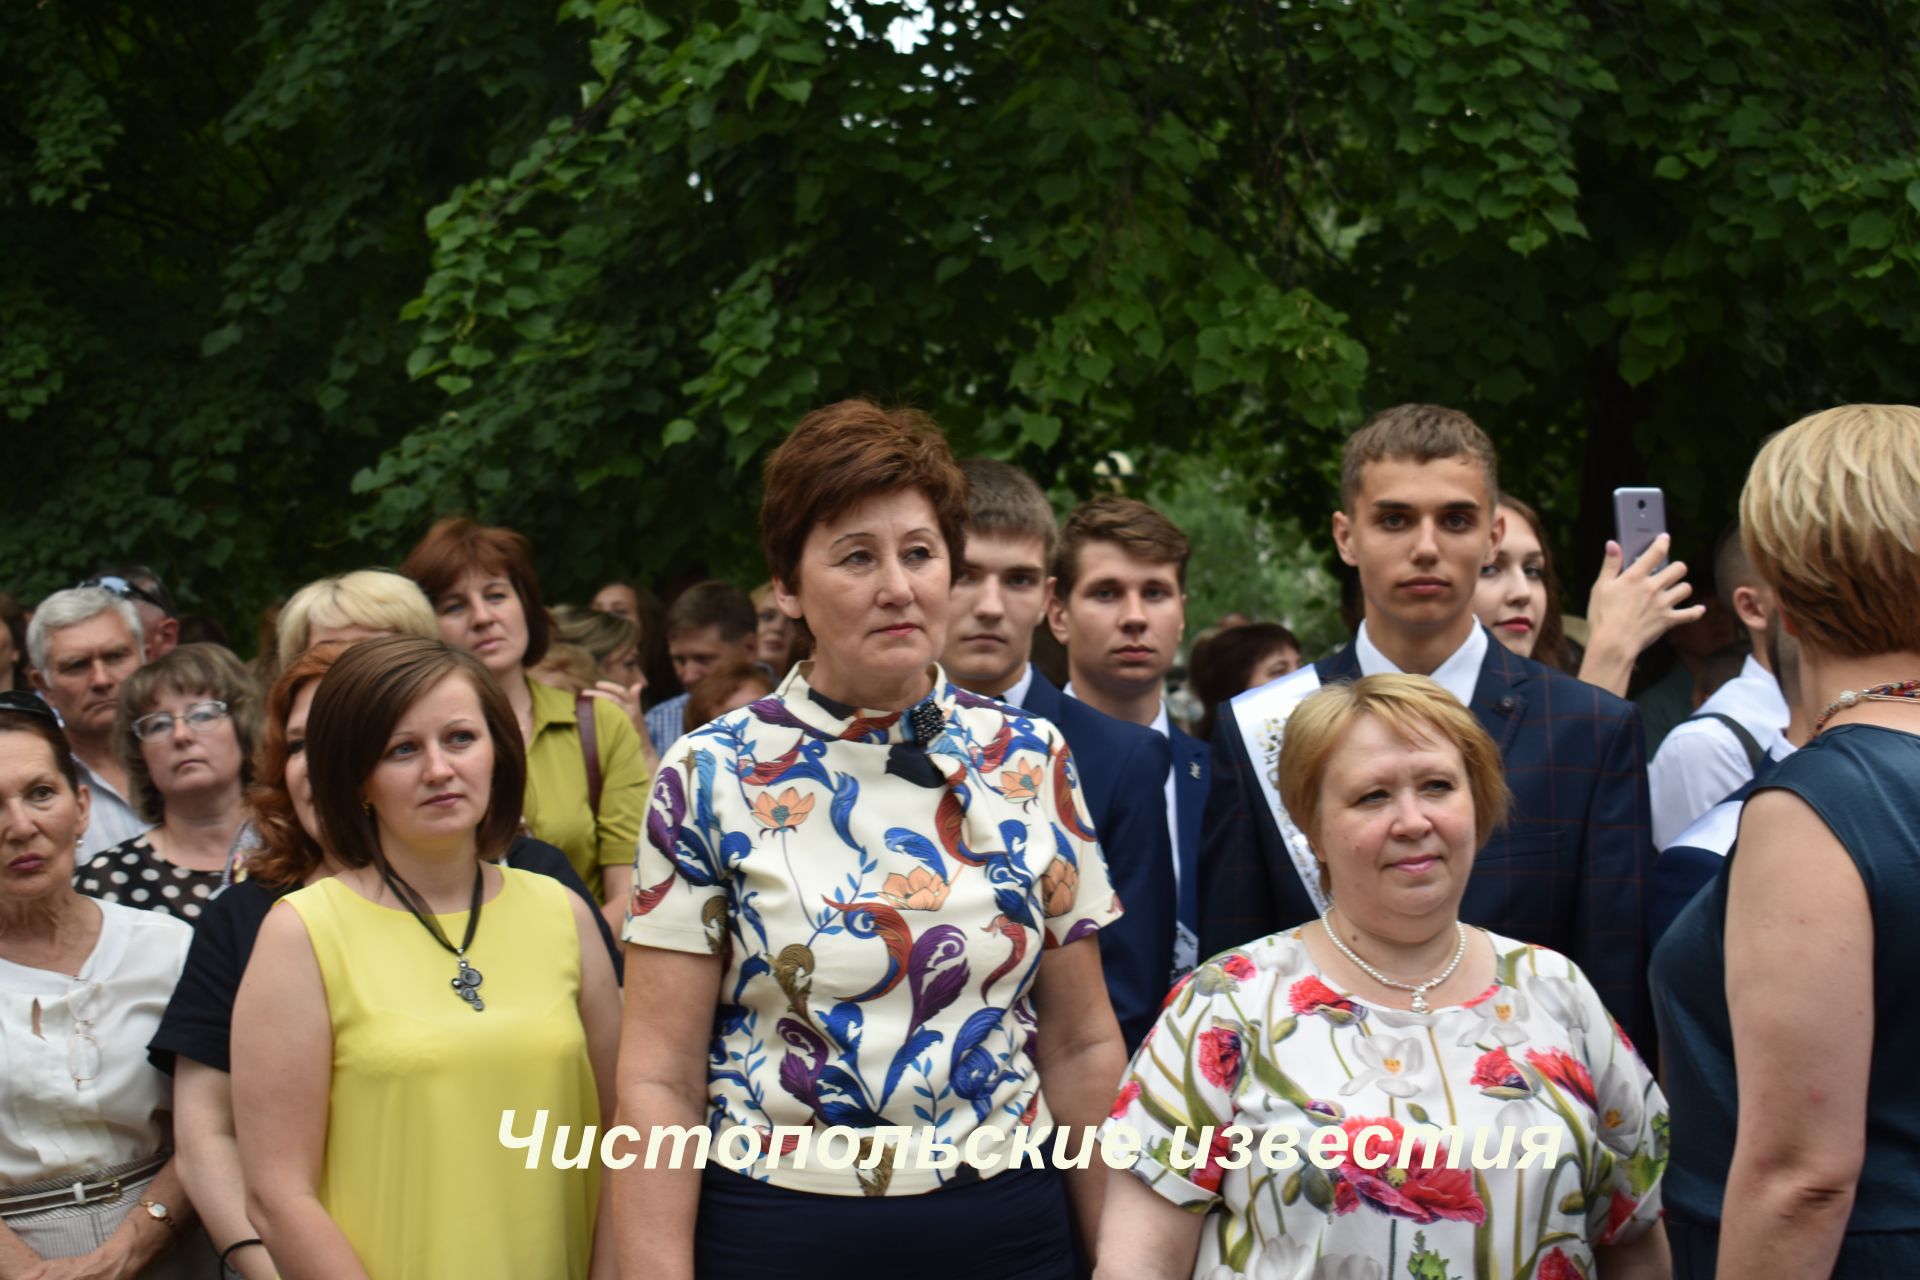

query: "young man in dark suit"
left=1046, top=497, right=1209, bottom=994
left=1197, top=405, right=1657, bottom=1041
left=942, top=461, right=1175, bottom=1049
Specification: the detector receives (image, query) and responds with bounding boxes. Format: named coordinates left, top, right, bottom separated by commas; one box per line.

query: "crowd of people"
left=1, top=397, right=1913, bottom=1279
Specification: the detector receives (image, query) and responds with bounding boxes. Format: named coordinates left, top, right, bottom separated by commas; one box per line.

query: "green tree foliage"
left=4, top=1, right=1916, bottom=631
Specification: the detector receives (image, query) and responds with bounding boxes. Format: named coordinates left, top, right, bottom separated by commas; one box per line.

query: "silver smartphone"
left=1611, top=487, right=1667, bottom=566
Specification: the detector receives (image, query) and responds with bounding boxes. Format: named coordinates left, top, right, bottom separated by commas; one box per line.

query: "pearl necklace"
left=1319, top=913, right=1467, bottom=1013
left=1813, top=680, right=1920, bottom=735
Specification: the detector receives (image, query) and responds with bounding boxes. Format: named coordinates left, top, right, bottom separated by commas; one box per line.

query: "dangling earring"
left=363, top=800, right=373, bottom=816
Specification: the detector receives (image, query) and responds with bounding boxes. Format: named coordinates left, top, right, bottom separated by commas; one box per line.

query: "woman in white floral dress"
left=1097, top=675, right=1670, bottom=1280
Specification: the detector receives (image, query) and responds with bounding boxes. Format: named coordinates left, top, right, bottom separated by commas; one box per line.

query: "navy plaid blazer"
left=1195, top=631, right=1657, bottom=1043
left=1014, top=669, right=1175, bottom=1051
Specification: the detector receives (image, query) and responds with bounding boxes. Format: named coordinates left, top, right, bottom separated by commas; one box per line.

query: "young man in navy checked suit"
left=1197, top=405, right=1658, bottom=1042
left=941, top=461, right=1176, bottom=1050
left=1045, top=497, right=1210, bottom=1008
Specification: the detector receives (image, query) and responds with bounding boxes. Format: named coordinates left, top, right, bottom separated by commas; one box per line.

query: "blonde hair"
left=275, top=570, right=438, bottom=667
left=1278, top=676, right=1510, bottom=882
left=1741, top=404, right=1920, bottom=659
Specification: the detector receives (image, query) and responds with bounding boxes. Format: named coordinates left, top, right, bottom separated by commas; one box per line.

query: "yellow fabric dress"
left=286, top=868, right=599, bottom=1279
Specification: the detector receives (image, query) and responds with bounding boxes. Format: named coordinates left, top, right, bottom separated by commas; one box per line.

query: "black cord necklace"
left=377, top=861, right=487, bottom=1012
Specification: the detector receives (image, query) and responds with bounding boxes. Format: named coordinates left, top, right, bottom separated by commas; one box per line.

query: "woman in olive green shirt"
left=404, top=518, right=648, bottom=928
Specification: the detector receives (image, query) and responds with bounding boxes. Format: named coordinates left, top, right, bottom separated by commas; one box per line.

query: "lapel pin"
left=1188, top=761, right=1202, bottom=780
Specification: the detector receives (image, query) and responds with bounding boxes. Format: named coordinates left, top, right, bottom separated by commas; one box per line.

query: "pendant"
left=1410, top=991, right=1429, bottom=1014
left=451, top=956, right=486, bottom=1012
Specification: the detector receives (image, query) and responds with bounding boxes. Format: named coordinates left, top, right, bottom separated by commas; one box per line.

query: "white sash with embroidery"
left=1229, top=665, right=1329, bottom=914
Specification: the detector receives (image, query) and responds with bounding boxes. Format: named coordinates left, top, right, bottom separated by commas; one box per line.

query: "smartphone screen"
left=1612, top=487, right=1667, bottom=566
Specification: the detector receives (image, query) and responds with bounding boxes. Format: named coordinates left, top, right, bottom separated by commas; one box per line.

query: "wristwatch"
left=139, top=1198, right=180, bottom=1233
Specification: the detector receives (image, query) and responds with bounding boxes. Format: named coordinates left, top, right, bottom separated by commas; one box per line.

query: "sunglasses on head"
left=0, top=690, right=57, bottom=721
left=77, top=575, right=172, bottom=616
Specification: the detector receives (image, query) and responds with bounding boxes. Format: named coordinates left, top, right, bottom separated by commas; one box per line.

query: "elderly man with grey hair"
left=28, top=586, right=150, bottom=858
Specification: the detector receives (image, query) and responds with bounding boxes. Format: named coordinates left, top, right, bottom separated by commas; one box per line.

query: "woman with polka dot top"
left=75, top=644, right=262, bottom=924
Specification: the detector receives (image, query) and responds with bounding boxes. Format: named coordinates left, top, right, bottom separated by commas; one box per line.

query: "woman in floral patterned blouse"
left=615, top=401, right=1128, bottom=1280
left=1098, top=675, right=1671, bottom=1280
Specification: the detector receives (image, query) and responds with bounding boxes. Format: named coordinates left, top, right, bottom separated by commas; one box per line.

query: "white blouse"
left=0, top=899, right=192, bottom=1183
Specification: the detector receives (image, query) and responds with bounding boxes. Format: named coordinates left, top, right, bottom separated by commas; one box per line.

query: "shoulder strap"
left=1694, top=711, right=1769, bottom=773
left=575, top=694, right=603, bottom=816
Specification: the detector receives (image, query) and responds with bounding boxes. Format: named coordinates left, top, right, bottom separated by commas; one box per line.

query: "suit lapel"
left=1468, top=630, right=1530, bottom=754
left=1017, top=666, right=1062, bottom=719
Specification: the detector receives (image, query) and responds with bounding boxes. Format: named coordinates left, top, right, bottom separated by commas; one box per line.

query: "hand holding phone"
left=1611, top=487, right=1667, bottom=568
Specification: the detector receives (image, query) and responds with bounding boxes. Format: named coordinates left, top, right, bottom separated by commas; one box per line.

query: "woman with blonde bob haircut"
left=274, top=570, right=438, bottom=669
left=1100, top=674, right=1670, bottom=1280
left=1653, top=404, right=1920, bottom=1278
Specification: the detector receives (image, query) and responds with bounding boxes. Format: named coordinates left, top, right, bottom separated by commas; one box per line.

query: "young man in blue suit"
left=1046, top=497, right=1210, bottom=996
left=1197, top=405, right=1658, bottom=1042
left=942, top=461, right=1176, bottom=1050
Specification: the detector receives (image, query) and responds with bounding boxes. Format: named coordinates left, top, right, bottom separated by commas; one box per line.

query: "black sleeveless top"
left=1651, top=724, right=1920, bottom=1275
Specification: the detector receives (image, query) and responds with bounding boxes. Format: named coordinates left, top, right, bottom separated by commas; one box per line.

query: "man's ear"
left=1331, top=510, right=1358, bottom=568
left=1488, top=507, right=1506, bottom=555
left=28, top=665, right=48, bottom=695
left=1044, top=577, right=1070, bottom=646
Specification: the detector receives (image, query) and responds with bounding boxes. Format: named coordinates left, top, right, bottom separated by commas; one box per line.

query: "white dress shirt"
left=0, top=901, right=192, bottom=1182
left=998, top=665, right=1036, bottom=712
left=72, top=757, right=148, bottom=863
left=1354, top=619, right=1488, bottom=706
left=1648, top=655, right=1789, bottom=849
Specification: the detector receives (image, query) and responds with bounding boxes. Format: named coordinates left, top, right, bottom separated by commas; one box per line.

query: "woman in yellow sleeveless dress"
left=233, top=637, right=620, bottom=1279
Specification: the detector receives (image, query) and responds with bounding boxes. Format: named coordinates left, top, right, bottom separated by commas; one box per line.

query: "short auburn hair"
left=1341, top=404, right=1499, bottom=513
left=959, top=458, right=1057, bottom=561
left=1741, top=404, right=1920, bottom=659
left=1052, top=496, right=1190, bottom=596
left=401, top=516, right=554, bottom=666
left=685, top=654, right=776, bottom=733
left=246, top=641, right=349, bottom=888
left=306, top=635, right=526, bottom=871
left=1280, top=674, right=1510, bottom=864
left=760, top=400, right=969, bottom=594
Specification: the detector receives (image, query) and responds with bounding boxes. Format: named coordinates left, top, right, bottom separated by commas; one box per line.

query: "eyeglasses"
left=130, top=700, right=231, bottom=742
left=0, top=690, right=56, bottom=721
left=68, top=982, right=102, bottom=1088
left=77, top=575, right=173, bottom=617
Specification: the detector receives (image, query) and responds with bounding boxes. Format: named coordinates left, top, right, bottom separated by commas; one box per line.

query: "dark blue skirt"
left=692, top=1160, right=1077, bottom=1279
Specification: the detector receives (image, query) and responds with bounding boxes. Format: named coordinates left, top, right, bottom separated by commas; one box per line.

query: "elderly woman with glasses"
left=75, top=645, right=263, bottom=923
left=0, top=693, right=210, bottom=1275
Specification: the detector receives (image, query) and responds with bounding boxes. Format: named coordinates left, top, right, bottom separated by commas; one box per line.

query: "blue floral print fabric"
left=625, top=662, right=1122, bottom=1195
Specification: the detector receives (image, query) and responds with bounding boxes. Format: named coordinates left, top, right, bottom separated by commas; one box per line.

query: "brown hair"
left=1190, top=623, right=1303, bottom=742
left=1340, top=404, right=1499, bottom=513
left=759, top=399, right=969, bottom=595
left=305, top=635, right=526, bottom=870
left=665, top=580, right=758, bottom=646
left=959, top=458, right=1057, bottom=560
left=1052, top=496, right=1191, bottom=596
left=401, top=516, right=554, bottom=666
left=1279, top=675, right=1511, bottom=891
left=685, top=655, right=776, bottom=733
left=245, top=642, right=349, bottom=888
left=0, top=706, right=79, bottom=793
left=1493, top=497, right=1568, bottom=673
left=114, top=643, right=264, bottom=824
